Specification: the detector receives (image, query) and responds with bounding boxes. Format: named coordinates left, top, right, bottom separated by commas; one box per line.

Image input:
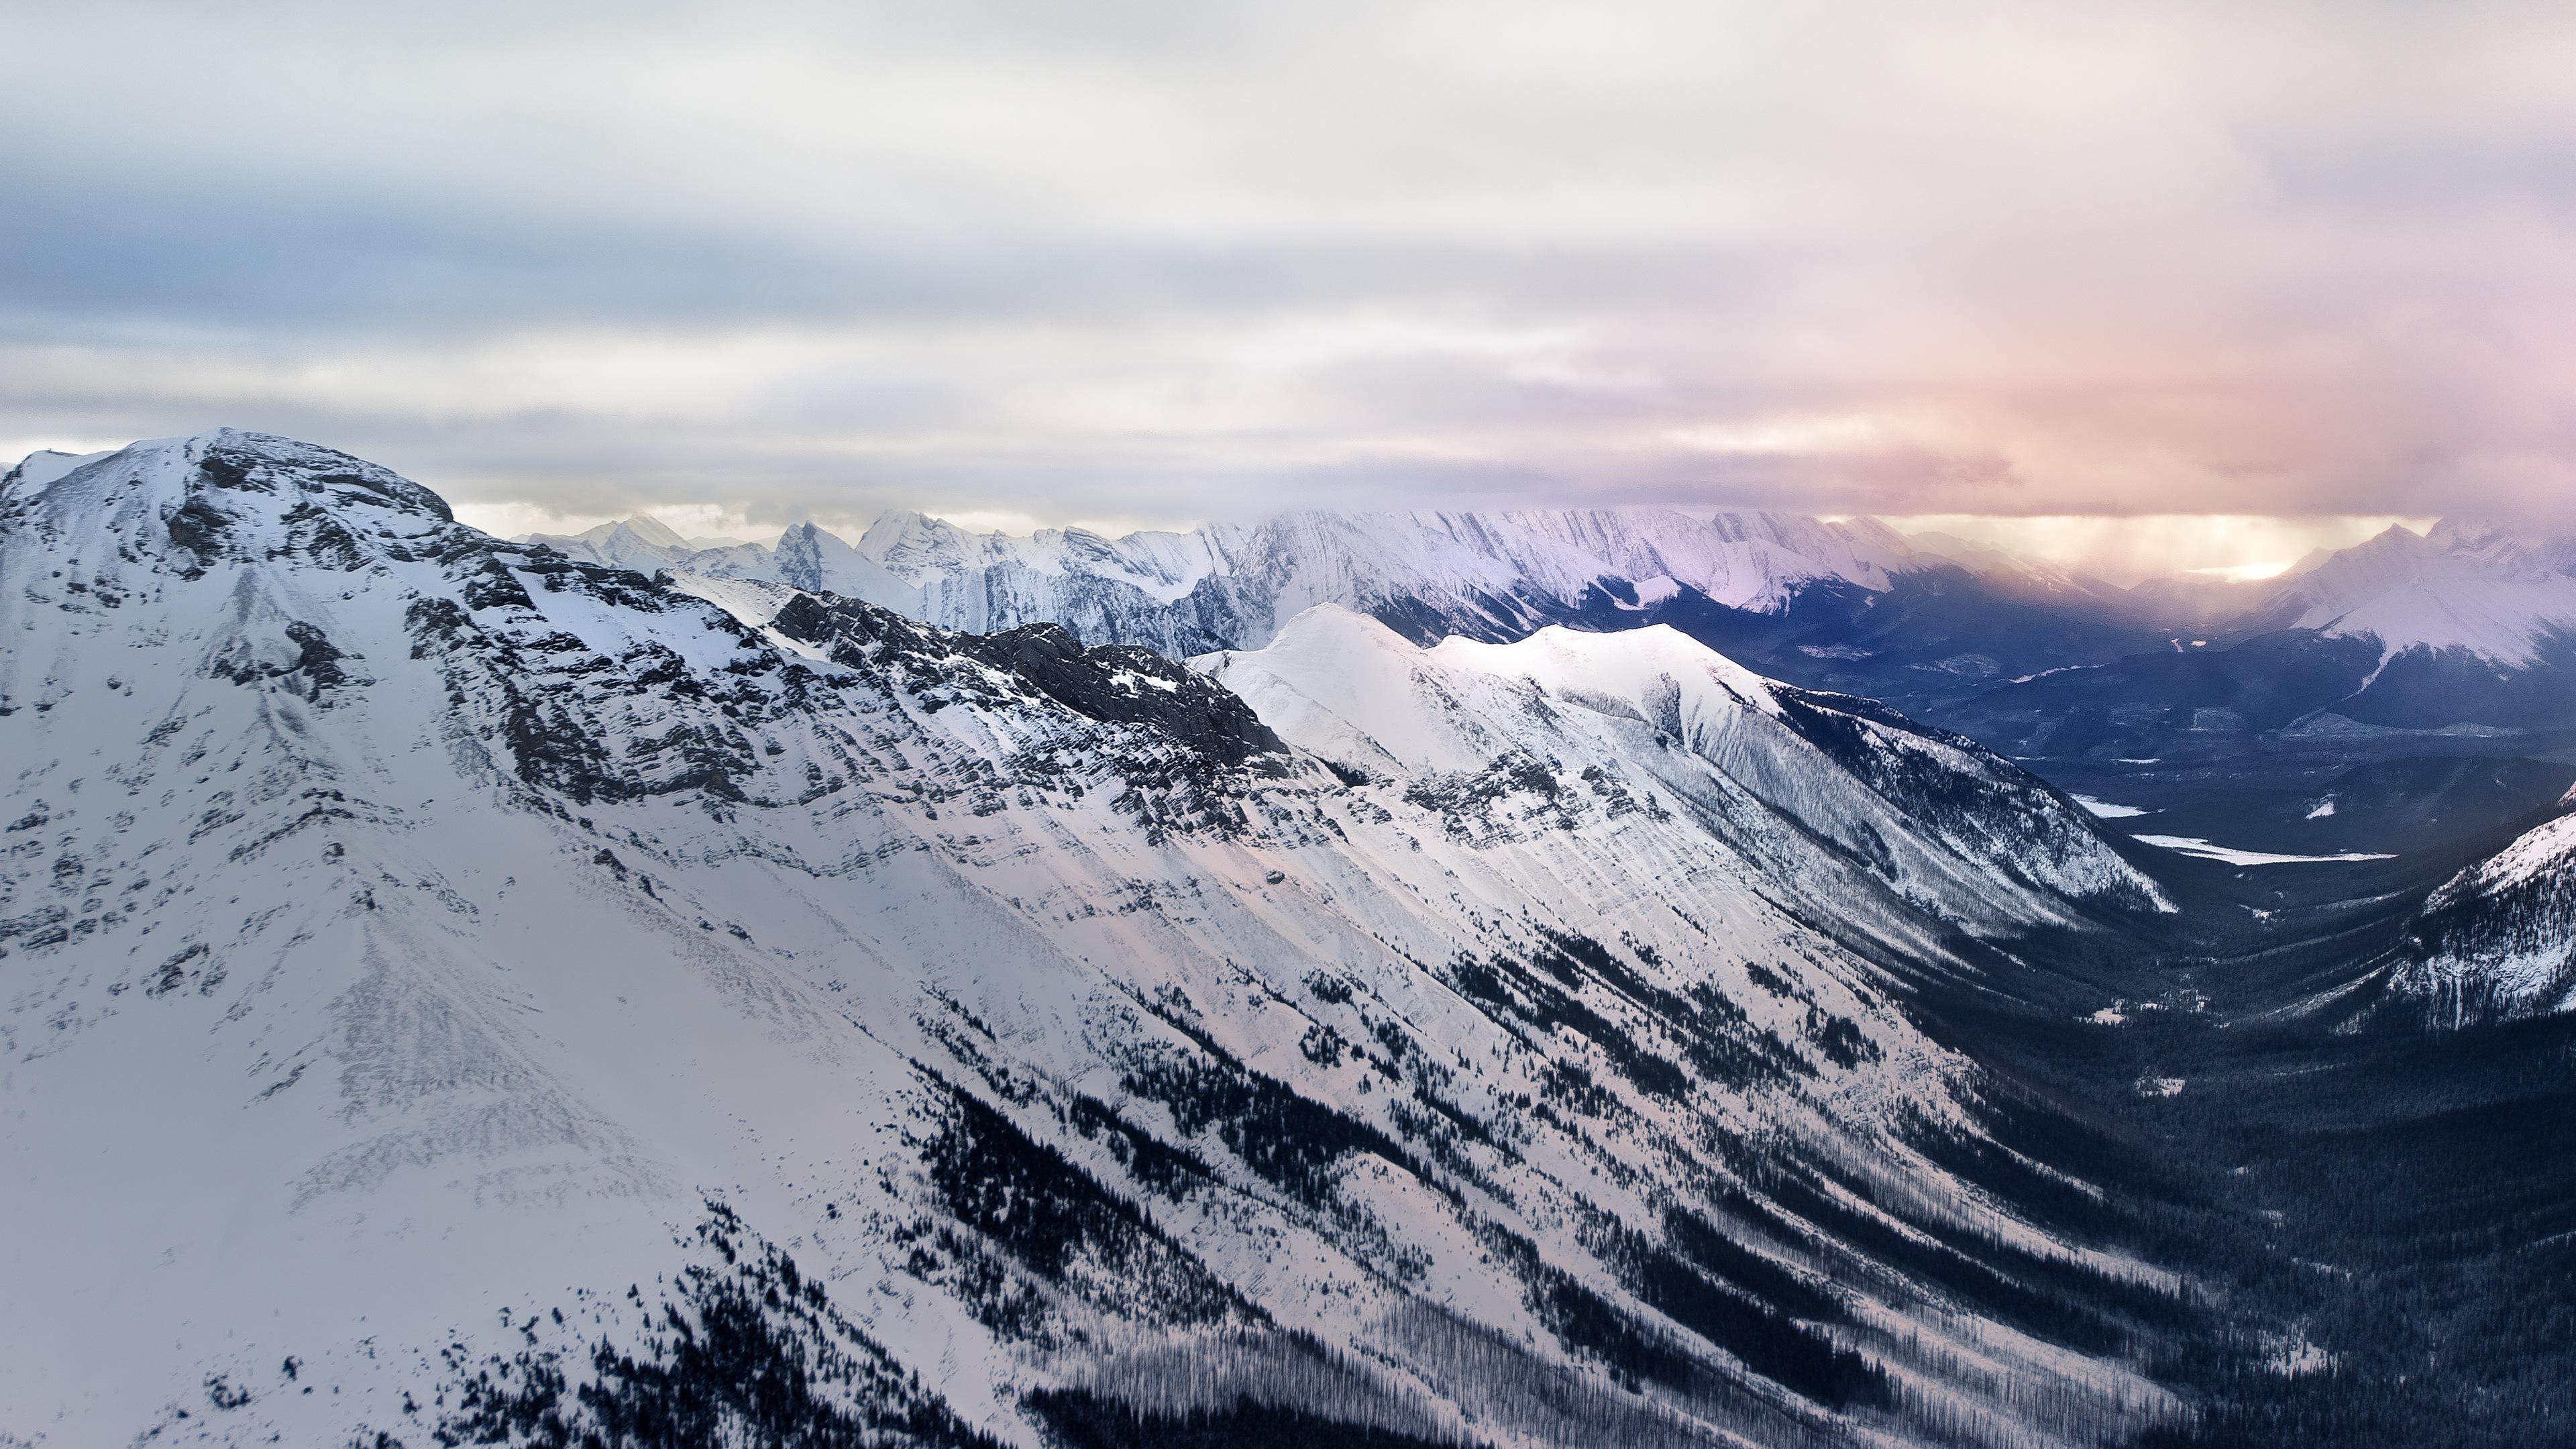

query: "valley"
left=1923, top=848, right=2576, bottom=1446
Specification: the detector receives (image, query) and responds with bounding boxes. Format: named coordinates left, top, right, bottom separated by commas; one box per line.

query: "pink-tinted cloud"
left=5, top=1, right=2575, bottom=544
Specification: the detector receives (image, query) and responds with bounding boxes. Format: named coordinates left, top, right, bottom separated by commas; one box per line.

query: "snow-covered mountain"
left=2381, top=788, right=2576, bottom=1024
left=523, top=515, right=765, bottom=577
left=2250, top=519, right=2576, bottom=667
left=1, top=433, right=2189, bottom=1446
left=1199, top=610, right=2165, bottom=939
left=537, top=506, right=2028, bottom=658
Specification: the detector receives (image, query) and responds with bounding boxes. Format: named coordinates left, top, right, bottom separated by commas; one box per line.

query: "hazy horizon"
left=4, top=429, right=2443, bottom=586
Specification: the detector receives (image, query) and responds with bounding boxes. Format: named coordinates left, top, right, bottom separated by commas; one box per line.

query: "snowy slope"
left=2384, top=790, right=2576, bottom=1024
left=2, top=433, right=2186, bottom=1448
left=1201, top=610, right=2168, bottom=939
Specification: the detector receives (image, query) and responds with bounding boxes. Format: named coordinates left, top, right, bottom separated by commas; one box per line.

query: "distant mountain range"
left=1955, top=523, right=2576, bottom=758
left=529, top=504, right=2067, bottom=657
left=525, top=502, right=2576, bottom=753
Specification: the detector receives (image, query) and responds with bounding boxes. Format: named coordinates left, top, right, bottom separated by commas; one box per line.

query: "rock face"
left=4, top=433, right=2186, bottom=1447
left=770, top=598, right=1290, bottom=770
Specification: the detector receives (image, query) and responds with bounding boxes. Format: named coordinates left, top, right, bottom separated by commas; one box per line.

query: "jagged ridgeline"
left=5, top=433, right=2184, bottom=1446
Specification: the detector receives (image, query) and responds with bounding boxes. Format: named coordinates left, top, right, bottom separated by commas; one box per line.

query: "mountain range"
left=3, top=433, right=2188, bottom=1447
left=10, top=431, right=2576, bottom=1446
left=528, top=501, right=2576, bottom=749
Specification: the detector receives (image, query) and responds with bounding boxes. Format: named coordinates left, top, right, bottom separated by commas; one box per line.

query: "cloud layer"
left=7, top=1, right=2575, bottom=568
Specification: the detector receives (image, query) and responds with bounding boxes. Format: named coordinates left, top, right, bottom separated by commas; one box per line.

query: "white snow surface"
left=2437, top=808, right=2576, bottom=899
left=4, top=447, right=115, bottom=492
left=2129, top=835, right=2395, bottom=866
left=2073, top=795, right=2150, bottom=818
left=0, top=434, right=2184, bottom=1446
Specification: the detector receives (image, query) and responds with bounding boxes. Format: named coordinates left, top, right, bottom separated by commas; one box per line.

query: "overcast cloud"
left=5, top=1, right=2573, bottom=576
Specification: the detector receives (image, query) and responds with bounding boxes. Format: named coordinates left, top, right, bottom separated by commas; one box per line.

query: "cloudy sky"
left=5, top=1, right=2571, bottom=578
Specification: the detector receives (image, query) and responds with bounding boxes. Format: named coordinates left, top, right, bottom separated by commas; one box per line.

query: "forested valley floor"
left=1926, top=837, right=2576, bottom=1448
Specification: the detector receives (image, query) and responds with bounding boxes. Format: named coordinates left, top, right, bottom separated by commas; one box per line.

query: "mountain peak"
left=600, top=514, right=688, bottom=549
left=854, top=508, right=979, bottom=581
left=2255, top=516, right=2576, bottom=663
left=3, top=447, right=118, bottom=494
left=6, top=431, right=458, bottom=577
